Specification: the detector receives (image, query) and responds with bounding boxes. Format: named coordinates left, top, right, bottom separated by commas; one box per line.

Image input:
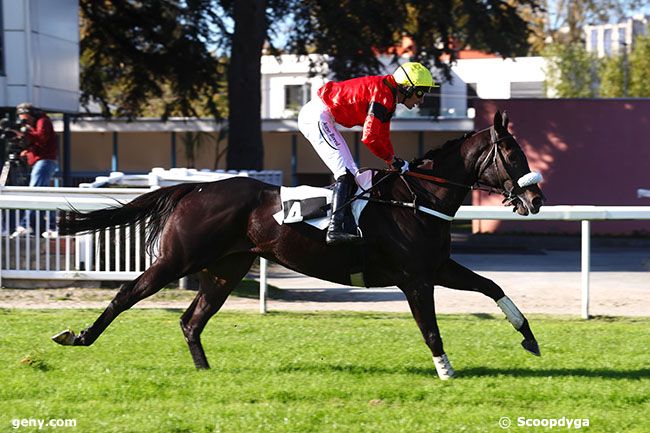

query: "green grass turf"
left=0, top=309, right=648, bottom=432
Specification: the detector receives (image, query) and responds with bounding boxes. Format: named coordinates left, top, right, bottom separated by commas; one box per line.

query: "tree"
left=288, top=1, right=540, bottom=80
left=81, top=0, right=542, bottom=170
left=628, top=27, right=650, bottom=97
left=599, top=55, right=625, bottom=97
left=545, top=24, right=649, bottom=98
left=80, top=0, right=226, bottom=120
left=543, top=43, right=599, bottom=97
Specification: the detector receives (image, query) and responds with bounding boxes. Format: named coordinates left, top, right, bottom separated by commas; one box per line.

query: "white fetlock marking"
left=433, top=354, right=456, bottom=380
left=497, top=296, right=525, bottom=329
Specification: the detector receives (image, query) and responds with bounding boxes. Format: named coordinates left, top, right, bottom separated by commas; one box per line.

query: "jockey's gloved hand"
left=391, top=157, right=409, bottom=174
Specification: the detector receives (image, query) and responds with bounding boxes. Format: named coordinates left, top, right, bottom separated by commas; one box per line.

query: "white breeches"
left=298, top=97, right=359, bottom=179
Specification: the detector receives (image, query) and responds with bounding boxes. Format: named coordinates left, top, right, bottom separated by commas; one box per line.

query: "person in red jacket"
left=298, top=62, right=436, bottom=245
left=10, top=102, right=59, bottom=238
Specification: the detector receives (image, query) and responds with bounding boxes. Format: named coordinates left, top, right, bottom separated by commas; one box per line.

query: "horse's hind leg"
left=437, top=258, right=540, bottom=356
left=53, top=258, right=182, bottom=347
left=180, top=253, right=256, bottom=369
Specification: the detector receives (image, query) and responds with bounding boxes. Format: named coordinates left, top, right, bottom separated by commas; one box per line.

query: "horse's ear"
left=493, top=111, right=503, bottom=131
left=502, top=111, right=509, bottom=130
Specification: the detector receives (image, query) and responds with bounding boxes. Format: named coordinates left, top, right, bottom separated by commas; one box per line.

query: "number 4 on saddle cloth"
left=272, top=171, right=373, bottom=232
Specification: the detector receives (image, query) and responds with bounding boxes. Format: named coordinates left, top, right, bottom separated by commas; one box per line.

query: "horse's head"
left=472, top=111, right=545, bottom=215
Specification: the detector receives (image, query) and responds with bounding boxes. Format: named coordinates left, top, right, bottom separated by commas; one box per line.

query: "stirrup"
left=326, top=230, right=361, bottom=245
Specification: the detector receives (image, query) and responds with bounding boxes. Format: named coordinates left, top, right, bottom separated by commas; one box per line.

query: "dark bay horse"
left=53, top=111, right=545, bottom=380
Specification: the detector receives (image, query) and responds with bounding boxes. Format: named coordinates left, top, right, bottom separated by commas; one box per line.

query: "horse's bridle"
left=475, top=126, right=528, bottom=204
left=407, top=126, right=523, bottom=200
left=350, top=127, right=534, bottom=219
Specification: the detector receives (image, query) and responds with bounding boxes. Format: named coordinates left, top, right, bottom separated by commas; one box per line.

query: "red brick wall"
left=472, top=99, right=650, bottom=235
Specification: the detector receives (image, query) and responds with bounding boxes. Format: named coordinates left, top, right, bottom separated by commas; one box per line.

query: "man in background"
left=10, top=102, right=59, bottom=238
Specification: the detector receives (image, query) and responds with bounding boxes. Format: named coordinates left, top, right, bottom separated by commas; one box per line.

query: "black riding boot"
left=326, top=173, right=361, bottom=245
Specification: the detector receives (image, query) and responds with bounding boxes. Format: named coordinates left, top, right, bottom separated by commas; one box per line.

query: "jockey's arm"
left=362, top=101, right=395, bottom=164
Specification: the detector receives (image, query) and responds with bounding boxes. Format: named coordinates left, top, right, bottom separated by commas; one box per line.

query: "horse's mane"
left=411, top=131, right=476, bottom=169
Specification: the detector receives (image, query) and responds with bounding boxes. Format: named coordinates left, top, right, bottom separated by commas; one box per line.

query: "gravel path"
left=2, top=237, right=648, bottom=316
left=1, top=268, right=648, bottom=317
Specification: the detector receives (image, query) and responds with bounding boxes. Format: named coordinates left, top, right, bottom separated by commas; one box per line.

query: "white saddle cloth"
left=273, top=171, right=373, bottom=230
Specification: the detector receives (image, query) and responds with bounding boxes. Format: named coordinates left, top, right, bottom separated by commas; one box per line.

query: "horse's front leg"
left=437, top=258, right=540, bottom=356
left=400, top=281, right=455, bottom=380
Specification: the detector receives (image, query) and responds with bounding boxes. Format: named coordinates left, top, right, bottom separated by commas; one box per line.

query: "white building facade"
left=260, top=53, right=548, bottom=121
left=1, top=0, right=79, bottom=112
left=584, top=15, right=649, bottom=57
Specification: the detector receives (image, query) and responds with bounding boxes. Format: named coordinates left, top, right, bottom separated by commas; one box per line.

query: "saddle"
left=272, top=171, right=373, bottom=230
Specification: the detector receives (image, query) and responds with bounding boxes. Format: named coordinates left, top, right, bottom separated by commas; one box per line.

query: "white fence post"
left=581, top=220, right=591, bottom=319
left=259, top=257, right=268, bottom=314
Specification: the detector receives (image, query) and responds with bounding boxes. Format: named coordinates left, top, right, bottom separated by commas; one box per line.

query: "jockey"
left=298, top=62, right=436, bottom=245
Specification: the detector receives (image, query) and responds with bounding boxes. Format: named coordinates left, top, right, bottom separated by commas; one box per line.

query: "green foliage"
left=0, top=310, right=648, bottom=432
left=79, top=0, right=226, bottom=120
left=180, top=131, right=216, bottom=168
left=544, top=43, right=600, bottom=97
left=629, top=28, right=650, bottom=97
left=599, top=54, right=625, bottom=97
left=545, top=26, right=650, bottom=98
left=80, top=1, right=542, bottom=169
left=288, top=0, right=540, bottom=81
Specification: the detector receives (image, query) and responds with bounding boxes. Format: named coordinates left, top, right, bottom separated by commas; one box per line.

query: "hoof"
left=521, top=339, right=541, bottom=356
left=52, top=329, right=77, bottom=346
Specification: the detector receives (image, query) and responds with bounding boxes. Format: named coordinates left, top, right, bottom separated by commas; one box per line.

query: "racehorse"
left=53, top=111, right=545, bottom=380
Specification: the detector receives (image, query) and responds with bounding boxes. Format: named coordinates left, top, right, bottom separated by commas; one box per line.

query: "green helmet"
left=392, top=62, right=436, bottom=97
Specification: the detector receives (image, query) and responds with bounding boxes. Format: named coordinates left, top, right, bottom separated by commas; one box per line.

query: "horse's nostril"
left=532, top=196, right=544, bottom=209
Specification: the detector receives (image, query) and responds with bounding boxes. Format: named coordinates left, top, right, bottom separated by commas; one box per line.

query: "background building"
left=584, top=14, right=649, bottom=57
left=0, top=0, right=79, bottom=113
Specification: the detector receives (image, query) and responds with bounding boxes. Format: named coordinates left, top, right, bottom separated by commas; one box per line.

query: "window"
left=510, top=82, right=544, bottom=98
left=466, top=83, right=478, bottom=109
left=589, top=29, right=598, bottom=53
left=284, top=84, right=311, bottom=117
left=604, top=28, right=613, bottom=56
left=617, top=28, right=626, bottom=53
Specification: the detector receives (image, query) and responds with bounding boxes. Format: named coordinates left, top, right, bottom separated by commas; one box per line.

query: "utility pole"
left=621, top=41, right=628, bottom=97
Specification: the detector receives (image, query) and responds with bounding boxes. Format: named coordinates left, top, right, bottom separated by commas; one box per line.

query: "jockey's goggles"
left=414, top=86, right=433, bottom=98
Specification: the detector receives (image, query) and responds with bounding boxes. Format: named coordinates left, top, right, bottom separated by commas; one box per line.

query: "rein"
left=405, top=170, right=503, bottom=195
left=342, top=126, right=530, bottom=221
left=354, top=127, right=521, bottom=220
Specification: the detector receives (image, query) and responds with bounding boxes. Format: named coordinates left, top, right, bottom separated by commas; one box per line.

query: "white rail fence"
left=0, top=187, right=151, bottom=282
left=1, top=186, right=650, bottom=319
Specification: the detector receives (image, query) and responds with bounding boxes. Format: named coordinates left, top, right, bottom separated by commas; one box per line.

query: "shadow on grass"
left=279, top=362, right=433, bottom=376
left=470, top=313, right=496, bottom=320
left=279, top=363, right=650, bottom=380
left=459, top=367, right=650, bottom=380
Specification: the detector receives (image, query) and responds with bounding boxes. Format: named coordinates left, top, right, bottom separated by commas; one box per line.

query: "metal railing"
left=454, top=206, right=650, bottom=319
left=0, top=187, right=151, bottom=282
left=2, top=187, right=650, bottom=318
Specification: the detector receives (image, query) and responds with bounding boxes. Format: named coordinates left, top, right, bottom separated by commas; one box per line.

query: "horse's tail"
left=58, top=183, right=200, bottom=252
